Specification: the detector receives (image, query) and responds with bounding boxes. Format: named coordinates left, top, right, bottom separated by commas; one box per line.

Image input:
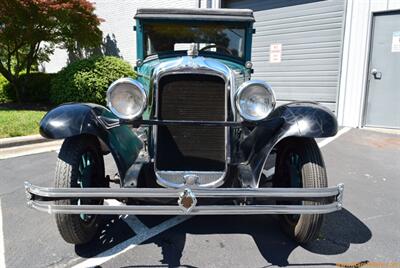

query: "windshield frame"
left=136, top=19, right=253, bottom=65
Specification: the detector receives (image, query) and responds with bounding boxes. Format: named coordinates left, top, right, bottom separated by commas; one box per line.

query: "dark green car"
left=25, top=8, right=344, bottom=245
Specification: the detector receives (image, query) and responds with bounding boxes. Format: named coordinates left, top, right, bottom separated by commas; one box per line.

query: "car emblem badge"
left=178, top=188, right=197, bottom=214
left=183, top=174, right=199, bottom=185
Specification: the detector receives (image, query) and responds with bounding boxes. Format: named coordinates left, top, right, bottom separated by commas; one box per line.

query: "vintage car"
left=25, top=8, right=344, bottom=245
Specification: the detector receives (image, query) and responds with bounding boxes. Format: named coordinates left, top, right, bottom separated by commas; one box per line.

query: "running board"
left=24, top=182, right=344, bottom=215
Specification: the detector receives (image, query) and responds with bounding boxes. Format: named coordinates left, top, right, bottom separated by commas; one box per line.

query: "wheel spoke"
left=86, top=153, right=91, bottom=167
left=81, top=155, right=87, bottom=169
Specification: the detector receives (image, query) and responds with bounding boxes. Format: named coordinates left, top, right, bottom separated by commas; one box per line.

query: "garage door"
left=223, top=0, right=346, bottom=111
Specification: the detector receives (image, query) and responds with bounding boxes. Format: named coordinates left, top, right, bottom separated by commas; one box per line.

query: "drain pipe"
left=213, top=0, right=221, bottom=8
left=199, top=0, right=221, bottom=8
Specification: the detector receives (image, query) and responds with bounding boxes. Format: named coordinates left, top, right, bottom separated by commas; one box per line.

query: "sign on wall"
left=270, top=43, right=282, bottom=63
left=392, top=31, right=400, bottom=52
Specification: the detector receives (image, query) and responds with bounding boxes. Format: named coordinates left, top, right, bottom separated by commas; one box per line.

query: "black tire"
left=273, top=137, right=327, bottom=244
left=54, top=135, right=106, bottom=245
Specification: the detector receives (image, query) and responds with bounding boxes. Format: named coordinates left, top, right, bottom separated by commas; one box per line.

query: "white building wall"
left=44, top=0, right=199, bottom=73
left=43, top=0, right=400, bottom=129
left=338, top=0, right=400, bottom=127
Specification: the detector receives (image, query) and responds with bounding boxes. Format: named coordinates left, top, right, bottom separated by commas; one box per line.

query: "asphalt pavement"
left=0, top=128, right=399, bottom=268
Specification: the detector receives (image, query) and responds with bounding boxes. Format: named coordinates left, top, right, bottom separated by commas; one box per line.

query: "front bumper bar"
left=24, top=182, right=344, bottom=215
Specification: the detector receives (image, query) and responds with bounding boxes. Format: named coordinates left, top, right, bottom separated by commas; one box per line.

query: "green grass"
left=0, top=110, right=46, bottom=138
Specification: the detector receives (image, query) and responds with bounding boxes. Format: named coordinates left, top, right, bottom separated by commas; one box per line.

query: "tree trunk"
left=11, top=79, right=22, bottom=103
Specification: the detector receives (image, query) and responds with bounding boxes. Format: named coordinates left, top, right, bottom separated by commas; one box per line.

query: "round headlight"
left=235, top=80, right=275, bottom=121
left=106, top=78, right=147, bottom=120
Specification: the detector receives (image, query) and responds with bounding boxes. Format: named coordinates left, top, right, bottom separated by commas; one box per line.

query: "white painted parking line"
left=317, top=127, right=351, bottom=148
left=123, top=215, right=150, bottom=234
left=262, top=167, right=275, bottom=178
left=72, top=215, right=192, bottom=268
left=0, top=199, right=6, bottom=268
left=104, top=199, right=149, bottom=233
left=104, top=199, right=124, bottom=206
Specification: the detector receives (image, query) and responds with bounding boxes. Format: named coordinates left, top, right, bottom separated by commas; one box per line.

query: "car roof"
left=134, top=8, right=255, bottom=22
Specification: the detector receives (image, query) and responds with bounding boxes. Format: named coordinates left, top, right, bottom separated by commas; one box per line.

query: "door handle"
left=371, top=68, right=382, bottom=80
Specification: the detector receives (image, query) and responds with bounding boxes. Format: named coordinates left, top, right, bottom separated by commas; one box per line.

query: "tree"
left=0, top=0, right=103, bottom=102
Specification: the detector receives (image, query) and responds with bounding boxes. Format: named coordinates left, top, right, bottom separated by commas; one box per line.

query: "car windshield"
left=143, top=22, right=246, bottom=60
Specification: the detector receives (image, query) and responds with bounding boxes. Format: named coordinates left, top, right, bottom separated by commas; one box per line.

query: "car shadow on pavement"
left=74, top=208, right=371, bottom=267
left=141, top=208, right=371, bottom=267
left=74, top=215, right=136, bottom=258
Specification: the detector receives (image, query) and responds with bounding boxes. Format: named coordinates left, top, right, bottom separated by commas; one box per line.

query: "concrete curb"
left=0, top=134, right=48, bottom=149
left=0, top=140, right=63, bottom=159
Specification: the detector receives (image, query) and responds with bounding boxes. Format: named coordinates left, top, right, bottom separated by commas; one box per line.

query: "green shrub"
left=50, top=56, right=136, bottom=105
left=18, top=73, right=53, bottom=103
left=0, top=73, right=53, bottom=103
left=0, top=75, right=12, bottom=103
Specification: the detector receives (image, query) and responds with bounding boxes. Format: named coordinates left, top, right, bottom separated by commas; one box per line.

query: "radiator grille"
left=156, top=74, right=226, bottom=171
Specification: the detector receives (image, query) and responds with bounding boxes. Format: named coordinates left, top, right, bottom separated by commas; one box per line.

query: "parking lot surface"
left=0, top=128, right=399, bottom=268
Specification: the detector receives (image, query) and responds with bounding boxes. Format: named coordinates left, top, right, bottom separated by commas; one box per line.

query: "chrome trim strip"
left=155, top=171, right=226, bottom=189
left=25, top=182, right=341, bottom=199
left=27, top=202, right=341, bottom=215
left=128, top=119, right=254, bottom=127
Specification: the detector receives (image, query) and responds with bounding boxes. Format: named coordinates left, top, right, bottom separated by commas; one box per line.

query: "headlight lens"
left=106, top=78, right=147, bottom=120
left=235, top=80, right=275, bottom=121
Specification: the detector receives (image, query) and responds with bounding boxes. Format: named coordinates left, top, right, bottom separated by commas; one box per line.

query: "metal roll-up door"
left=223, top=0, right=346, bottom=112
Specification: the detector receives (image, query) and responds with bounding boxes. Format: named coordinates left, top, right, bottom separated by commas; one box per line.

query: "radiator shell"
left=156, top=74, right=226, bottom=171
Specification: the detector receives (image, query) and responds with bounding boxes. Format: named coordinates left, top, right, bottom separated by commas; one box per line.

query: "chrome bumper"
left=24, top=182, right=344, bottom=215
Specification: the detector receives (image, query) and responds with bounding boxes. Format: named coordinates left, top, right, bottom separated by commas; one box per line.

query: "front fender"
left=269, top=101, right=338, bottom=138
left=241, top=102, right=338, bottom=187
left=40, top=103, right=142, bottom=180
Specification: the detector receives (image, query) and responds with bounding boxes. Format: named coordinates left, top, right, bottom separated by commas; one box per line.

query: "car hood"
left=136, top=56, right=249, bottom=91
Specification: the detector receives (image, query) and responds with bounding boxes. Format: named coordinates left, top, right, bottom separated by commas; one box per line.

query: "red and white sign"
left=392, top=31, right=400, bottom=52
left=270, top=43, right=282, bottom=63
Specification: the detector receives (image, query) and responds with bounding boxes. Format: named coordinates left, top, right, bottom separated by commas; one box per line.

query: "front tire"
left=274, top=137, right=327, bottom=244
left=54, top=135, right=106, bottom=245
